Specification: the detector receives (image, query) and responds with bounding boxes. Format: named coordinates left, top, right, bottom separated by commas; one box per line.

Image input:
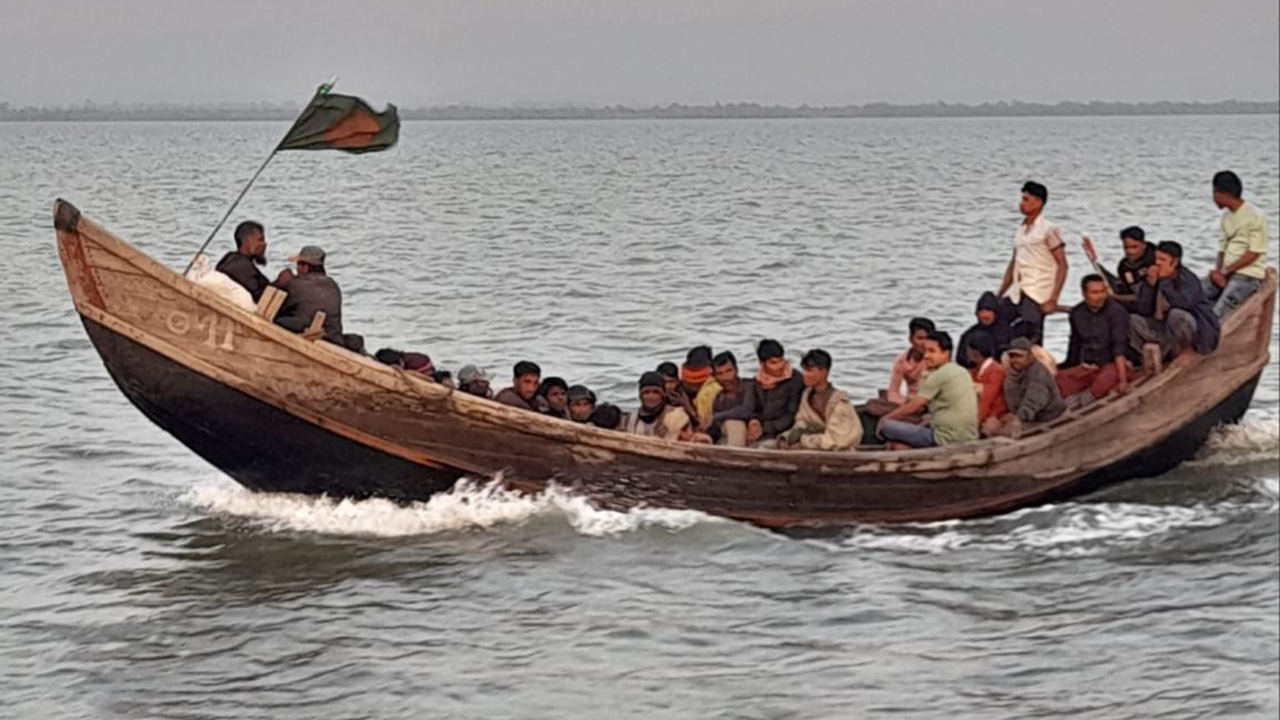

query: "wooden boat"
left=54, top=199, right=1277, bottom=526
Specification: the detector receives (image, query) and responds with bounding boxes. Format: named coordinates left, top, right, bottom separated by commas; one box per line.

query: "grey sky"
left=2, top=0, right=1276, bottom=107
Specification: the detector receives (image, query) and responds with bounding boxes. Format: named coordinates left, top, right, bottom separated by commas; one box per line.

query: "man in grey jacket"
left=274, top=245, right=344, bottom=345
left=989, top=337, right=1066, bottom=438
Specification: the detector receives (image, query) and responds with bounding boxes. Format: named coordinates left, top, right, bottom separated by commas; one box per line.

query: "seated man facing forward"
left=989, top=337, right=1066, bottom=438
left=1058, top=274, right=1131, bottom=408
left=777, top=349, right=862, bottom=451
left=877, top=331, right=978, bottom=449
left=626, top=371, right=710, bottom=442
left=1130, top=241, right=1221, bottom=365
left=704, top=351, right=757, bottom=447
left=274, top=245, right=344, bottom=345
left=567, top=385, right=597, bottom=423
left=538, top=376, right=570, bottom=419
left=457, top=365, right=492, bottom=398
left=965, top=332, right=1008, bottom=435
left=495, top=361, right=549, bottom=412
left=752, top=338, right=806, bottom=444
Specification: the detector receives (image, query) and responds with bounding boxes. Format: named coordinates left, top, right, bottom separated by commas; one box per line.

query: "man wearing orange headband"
left=679, top=345, right=722, bottom=427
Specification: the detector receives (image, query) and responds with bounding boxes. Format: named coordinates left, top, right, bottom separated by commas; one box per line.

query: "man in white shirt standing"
left=997, top=181, right=1069, bottom=343
left=1205, top=170, right=1269, bottom=318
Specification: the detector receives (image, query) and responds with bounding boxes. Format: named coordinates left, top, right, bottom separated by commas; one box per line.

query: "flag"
left=278, top=87, right=399, bottom=154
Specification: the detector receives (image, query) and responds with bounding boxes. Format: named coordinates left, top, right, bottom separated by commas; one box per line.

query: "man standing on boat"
left=1205, top=171, right=1269, bottom=318
left=998, top=181, right=1069, bottom=343
left=274, top=245, right=344, bottom=345
left=216, top=220, right=272, bottom=303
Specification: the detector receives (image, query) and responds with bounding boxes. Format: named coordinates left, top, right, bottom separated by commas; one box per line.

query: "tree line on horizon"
left=1, top=99, right=1276, bottom=121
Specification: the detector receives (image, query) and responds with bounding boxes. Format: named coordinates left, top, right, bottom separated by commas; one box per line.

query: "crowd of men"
left=213, top=170, right=1269, bottom=452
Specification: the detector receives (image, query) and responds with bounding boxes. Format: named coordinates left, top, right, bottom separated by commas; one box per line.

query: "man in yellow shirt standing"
left=1206, top=171, right=1269, bottom=318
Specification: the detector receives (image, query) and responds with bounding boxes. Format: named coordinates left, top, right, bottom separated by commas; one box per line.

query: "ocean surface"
left=1, top=115, right=1277, bottom=720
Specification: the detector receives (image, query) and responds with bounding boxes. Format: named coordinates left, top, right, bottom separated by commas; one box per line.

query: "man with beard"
left=495, top=361, right=549, bottom=412
left=216, top=220, right=274, bottom=302
left=627, top=371, right=710, bottom=443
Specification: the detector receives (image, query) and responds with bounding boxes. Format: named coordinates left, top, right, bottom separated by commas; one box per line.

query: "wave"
left=1190, top=412, right=1280, bottom=467
left=180, top=476, right=718, bottom=538
left=826, top=477, right=1278, bottom=557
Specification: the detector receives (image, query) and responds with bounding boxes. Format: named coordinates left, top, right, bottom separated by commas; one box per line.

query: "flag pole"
left=181, top=78, right=337, bottom=276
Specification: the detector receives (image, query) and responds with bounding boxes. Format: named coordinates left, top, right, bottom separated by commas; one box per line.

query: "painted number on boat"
left=165, top=310, right=235, bottom=351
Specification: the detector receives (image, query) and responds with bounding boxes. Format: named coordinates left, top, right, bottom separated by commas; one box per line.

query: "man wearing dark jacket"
left=1130, top=241, right=1220, bottom=363
left=1058, top=274, right=1131, bottom=408
left=216, top=220, right=273, bottom=303
left=274, top=245, right=344, bottom=345
left=1083, top=225, right=1156, bottom=313
left=750, top=339, right=805, bottom=444
left=957, top=292, right=1010, bottom=369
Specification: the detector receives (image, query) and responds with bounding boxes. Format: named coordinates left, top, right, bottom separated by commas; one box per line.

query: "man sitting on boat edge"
left=876, top=330, right=979, bottom=449
left=273, top=245, right=344, bottom=346
left=1130, top=241, right=1221, bottom=367
left=216, top=220, right=273, bottom=303
left=495, top=361, right=550, bottom=412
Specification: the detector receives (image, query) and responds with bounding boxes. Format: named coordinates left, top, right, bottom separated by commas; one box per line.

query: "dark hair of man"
left=908, top=317, right=936, bottom=335
left=1022, top=181, right=1048, bottom=203
left=756, top=338, right=785, bottom=361
left=513, top=360, right=541, bottom=379
left=967, top=331, right=995, bottom=360
left=712, top=351, right=737, bottom=369
left=1010, top=318, right=1037, bottom=341
left=800, top=348, right=833, bottom=370
left=432, top=370, right=452, bottom=383
left=1081, top=273, right=1107, bottom=292
left=656, top=361, right=679, bottom=379
left=589, top=404, right=623, bottom=429
left=685, top=345, right=714, bottom=368
left=233, top=220, right=264, bottom=248
left=1119, top=226, right=1145, bottom=242
left=1212, top=170, right=1243, bottom=198
left=1156, top=241, right=1183, bottom=260
left=374, top=348, right=403, bottom=365
left=538, top=376, right=568, bottom=396
left=926, top=330, right=954, bottom=353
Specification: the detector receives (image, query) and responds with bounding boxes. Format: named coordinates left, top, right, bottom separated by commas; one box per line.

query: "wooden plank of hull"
left=81, top=315, right=464, bottom=500
left=53, top=199, right=1278, bottom=525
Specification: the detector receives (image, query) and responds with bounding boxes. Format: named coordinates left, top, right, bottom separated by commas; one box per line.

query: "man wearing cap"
left=989, top=337, right=1067, bottom=438
left=627, top=371, right=710, bottom=443
left=998, top=181, right=1069, bottom=343
left=1131, top=241, right=1220, bottom=364
left=274, top=245, right=344, bottom=345
left=457, top=365, right=493, bottom=398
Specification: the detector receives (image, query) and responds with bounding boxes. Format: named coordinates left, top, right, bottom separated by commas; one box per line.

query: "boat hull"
left=83, top=315, right=464, bottom=500
left=54, top=199, right=1277, bottom=525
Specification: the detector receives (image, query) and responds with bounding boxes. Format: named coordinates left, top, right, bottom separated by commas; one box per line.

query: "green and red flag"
left=277, top=85, right=399, bottom=154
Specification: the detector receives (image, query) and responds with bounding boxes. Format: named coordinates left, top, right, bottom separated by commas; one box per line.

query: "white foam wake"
left=180, top=477, right=717, bottom=538
left=830, top=478, right=1278, bottom=558
left=1191, top=411, right=1280, bottom=467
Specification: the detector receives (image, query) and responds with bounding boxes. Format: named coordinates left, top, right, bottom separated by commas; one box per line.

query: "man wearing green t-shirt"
left=1205, top=170, right=1269, bottom=318
left=877, top=330, right=979, bottom=449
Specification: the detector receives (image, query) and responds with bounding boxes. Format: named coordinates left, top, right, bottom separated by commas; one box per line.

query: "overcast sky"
left=2, top=0, right=1277, bottom=107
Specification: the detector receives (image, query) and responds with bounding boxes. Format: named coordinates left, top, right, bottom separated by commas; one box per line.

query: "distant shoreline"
left=2, top=100, right=1276, bottom=122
